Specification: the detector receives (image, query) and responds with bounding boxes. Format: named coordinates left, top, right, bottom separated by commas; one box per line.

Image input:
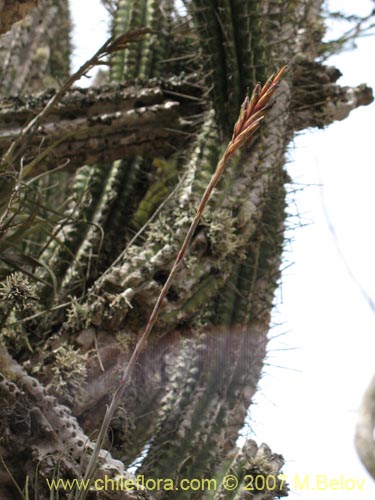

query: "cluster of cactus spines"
left=182, top=112, right=223, bottom=199
left=233, top=0, right=265, bottom=89
left=98, top=157, right=144, bottom=264
left=121, top=0, right=144, bottom=79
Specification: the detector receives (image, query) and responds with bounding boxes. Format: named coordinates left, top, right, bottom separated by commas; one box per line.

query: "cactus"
left=0, top=0, right=373, bottom=498
left=39, top=0, right=178, bottom=301
left=0, top=0, right=71, bottom=94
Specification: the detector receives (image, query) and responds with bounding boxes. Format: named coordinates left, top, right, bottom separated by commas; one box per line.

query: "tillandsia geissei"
left=0, top=1, right=373, bottom=498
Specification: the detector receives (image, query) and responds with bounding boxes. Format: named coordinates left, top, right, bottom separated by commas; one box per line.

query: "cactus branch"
left=0, top=27, right=150, bottom=175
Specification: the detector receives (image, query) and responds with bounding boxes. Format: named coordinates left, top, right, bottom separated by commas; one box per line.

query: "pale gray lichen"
left=0, top=273, right=39, bottom=352
left=0, top=273, right=38, bottom=312
left=50, top=341, right=88, bottom=405
left=64, top=296, right=92, bottom=331
left=204, top=208, right=245, bottom=259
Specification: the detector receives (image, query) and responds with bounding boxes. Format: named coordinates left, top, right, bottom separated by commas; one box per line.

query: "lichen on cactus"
left=0, top=0, right=373, bottom=498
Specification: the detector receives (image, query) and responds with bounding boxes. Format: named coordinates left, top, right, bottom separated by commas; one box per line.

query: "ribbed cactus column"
left=30, top=1, right=206, bottom=320
left=33, top=0, right=206, bottom=467
left=89, top=0, right=316, bottom=494
left=39, top=0, right=176, bottom=300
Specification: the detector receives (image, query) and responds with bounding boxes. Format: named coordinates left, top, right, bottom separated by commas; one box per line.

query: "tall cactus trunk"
left=0, top=1, right=372, bottom=499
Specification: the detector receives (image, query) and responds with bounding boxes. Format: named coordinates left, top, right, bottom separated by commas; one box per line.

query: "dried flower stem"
left=90, top=67, right=288, bottom=470
left=119, top=65, right=287, bottom=385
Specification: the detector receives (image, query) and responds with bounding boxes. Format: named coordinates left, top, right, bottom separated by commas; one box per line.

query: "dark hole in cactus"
left=153, top=270, right=179, bottom=301
left=166, top=287, right=179, bottom=302
left=153, top=269, right=169, bottom=284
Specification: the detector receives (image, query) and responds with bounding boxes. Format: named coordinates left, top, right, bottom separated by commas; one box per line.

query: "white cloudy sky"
left=250, top=2, right=375, bottom=498
left=69, top=1, right=375, bottom=498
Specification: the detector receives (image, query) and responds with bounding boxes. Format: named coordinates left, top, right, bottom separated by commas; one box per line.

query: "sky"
left=248, top=3, right=375, bottom=498
left=68, top=1, right=375, bottom=498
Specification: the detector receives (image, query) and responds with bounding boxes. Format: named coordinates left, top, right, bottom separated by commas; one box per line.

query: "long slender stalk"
left=83, top=67, right=288, bottom=481
left=119, top=65, right=287, bottom=386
